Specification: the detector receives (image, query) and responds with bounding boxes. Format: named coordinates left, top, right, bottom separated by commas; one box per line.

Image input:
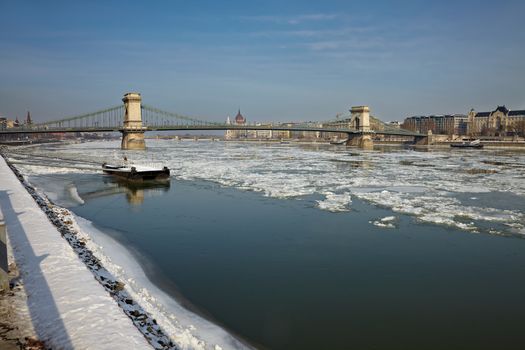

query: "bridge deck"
left=0, top=125, right=422, bottom=137
left=0, top=102, right=423, bottom=137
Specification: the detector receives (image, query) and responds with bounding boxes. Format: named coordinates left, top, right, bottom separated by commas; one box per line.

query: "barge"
left=330, top=139, right=348, bottom=145
left=102, top=163, right=170, bottom=182
left=450, top=139, right=484, bottom=149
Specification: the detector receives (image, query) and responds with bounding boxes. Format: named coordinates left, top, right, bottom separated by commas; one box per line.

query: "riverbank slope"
left=0, top=155, right=152, bottom=349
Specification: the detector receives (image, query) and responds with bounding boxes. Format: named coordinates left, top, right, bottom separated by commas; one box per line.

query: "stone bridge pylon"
left=121, top=92, right=146, bottom=150
left=347, top=106, right=373, bottom=149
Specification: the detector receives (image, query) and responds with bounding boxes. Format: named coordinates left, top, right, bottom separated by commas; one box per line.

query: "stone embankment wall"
left=0, top=151, right=167, bottom=349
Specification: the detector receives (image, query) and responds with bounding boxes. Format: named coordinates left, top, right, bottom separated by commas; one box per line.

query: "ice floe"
left=370, top=216, right=398, bottom=228
left=5, top=140, right=525, bottom=349
left=8, top=140, right=525, bottom=236
left=316, top=191, right=352, bottom=212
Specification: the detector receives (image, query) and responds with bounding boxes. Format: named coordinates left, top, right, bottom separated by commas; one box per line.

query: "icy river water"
left=9, top=140, right=525, bottom=349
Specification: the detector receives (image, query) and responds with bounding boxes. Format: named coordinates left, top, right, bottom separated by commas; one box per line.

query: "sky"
left=1, top=0, right=524, bottom=123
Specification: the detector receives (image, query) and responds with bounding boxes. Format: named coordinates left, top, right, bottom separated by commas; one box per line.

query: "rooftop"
left=234, top=109, right=246, bottom=124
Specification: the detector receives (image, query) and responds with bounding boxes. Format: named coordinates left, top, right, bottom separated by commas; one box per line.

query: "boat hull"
left=450, top=144, right=484, bottom=149
left=102, top=164, right=170, bottom=182
left=330, top=140, right=347, bottom=145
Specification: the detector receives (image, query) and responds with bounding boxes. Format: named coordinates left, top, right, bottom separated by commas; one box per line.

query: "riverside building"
left=403, top=106, right=525, bottom=137
left=402, top=114, right=468, bottom=136
left=467, top=106, right=525, bottom=137
left=225, top=109, right=247, bottom=140
left=225, top=110, right=295, bottom=140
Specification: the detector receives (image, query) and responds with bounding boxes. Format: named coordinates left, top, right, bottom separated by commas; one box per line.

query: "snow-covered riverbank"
left=1, top=151, right=249, bottom=350
left=0, top=154, right=156, bottom=349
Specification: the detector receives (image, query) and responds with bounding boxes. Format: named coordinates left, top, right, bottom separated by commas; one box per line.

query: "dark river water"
left=14, top=141, right=525, bottom=349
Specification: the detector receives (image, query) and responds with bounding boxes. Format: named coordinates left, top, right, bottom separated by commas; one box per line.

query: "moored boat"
left=102, top=163, right=170, bottom=182
left=330, top=139, right=348, bottom=145
left=450, top=139, right=484, bottom=149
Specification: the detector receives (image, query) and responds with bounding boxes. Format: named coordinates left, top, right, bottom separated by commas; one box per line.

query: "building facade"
left=225, top=109, right=247, bottom=140
left=225, top=110, right=303, bottom=140
left=402, top=114, right=469, bottom=136
left=403, top=106, right=525, bottom=137
left=467, top=106, right=525, bottom=137
left=0, top=111, right=33, bottom=130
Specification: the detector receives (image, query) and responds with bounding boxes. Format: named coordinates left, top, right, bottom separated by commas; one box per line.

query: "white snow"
left=0, top=156, right=151, bottom=349
left=3, top=140, right=525, bottom=348
left=9, top=140, right=525, bottom=235
left=316, top=191, right=352, bottom=212
left=4, top=149, right=252, bottom=349
left=370, top=216, right=398, bottom=228
left=67, top=184, right=85, bottom=205
left=103, top=165, right=164, bottom=172
left=72, top=215, right=249, bottom=350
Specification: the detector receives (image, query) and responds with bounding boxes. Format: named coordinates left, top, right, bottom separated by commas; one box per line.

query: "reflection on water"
left=11, top=141, right=525, bottom=349
left=73, top=178, right=525, bottom=350
left=329, top=158, right=372, bottom=169
left=82, top=176, right=171, bottom=205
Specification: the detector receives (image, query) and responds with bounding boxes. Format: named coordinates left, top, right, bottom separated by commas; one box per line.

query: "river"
left=8, top=140, right=525, bottom=349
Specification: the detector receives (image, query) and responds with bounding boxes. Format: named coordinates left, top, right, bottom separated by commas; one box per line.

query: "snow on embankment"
left=3, top=146, right=251, bottom=350
left=0, top=155, right=153, bottom=349
left=71, top=215, right=249, bottom=350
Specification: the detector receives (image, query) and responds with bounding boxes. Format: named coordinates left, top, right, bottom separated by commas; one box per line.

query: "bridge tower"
left=347, top=105, right=373, bottom=149
left=350, top=106, right=370, bottom=132
left=121, top=92, right=146, bottom=150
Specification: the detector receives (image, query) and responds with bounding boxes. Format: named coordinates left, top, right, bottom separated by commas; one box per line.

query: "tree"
left=481, top=126, right=496, bottom=137
left=508, top=120, right=525, bottom=138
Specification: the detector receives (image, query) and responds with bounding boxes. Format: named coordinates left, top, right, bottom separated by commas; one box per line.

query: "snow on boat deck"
left=0, top=156, right=151, bottom=349
left=103, top=164, right=163, bottom=172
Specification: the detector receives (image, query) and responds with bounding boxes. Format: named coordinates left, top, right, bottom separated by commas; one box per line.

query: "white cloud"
left=240, top=13, right=339, bottom=25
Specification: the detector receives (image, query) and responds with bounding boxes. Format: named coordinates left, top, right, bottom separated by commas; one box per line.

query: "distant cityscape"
left=224, top=106, right=525, bottom=141
left=0, top=111, right=33, bottom=129
left=224, top=109, right=402, bottom=141
left=0, top=112, right=113, bottom=143
left=2, top=105, right=525, bottom=144
left=402, top=106, right=525, bottom=137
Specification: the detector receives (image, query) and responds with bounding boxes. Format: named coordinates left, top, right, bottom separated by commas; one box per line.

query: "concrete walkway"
left=0, top=156, right=151, bottom=349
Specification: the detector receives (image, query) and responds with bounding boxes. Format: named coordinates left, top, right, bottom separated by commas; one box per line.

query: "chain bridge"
left=0, top=93, right=424, bottom=149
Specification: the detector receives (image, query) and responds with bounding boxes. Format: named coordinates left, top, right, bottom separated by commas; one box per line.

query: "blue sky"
left=1, top=0, right=524, bottom=123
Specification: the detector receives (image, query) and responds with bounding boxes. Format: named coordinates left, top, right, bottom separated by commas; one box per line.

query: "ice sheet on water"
left=9, top=140, right=525, bottom=348
left=15, top=140, right=525, bottom=236
left=67, top=184, right=85, bottom=205
left=356, top=190, right=522, bottom=232
left=370, top=216, right=398, bottom=229
left=13, top=163, right=98, bottom=175
left=316, top=191, right=352, bottom=212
